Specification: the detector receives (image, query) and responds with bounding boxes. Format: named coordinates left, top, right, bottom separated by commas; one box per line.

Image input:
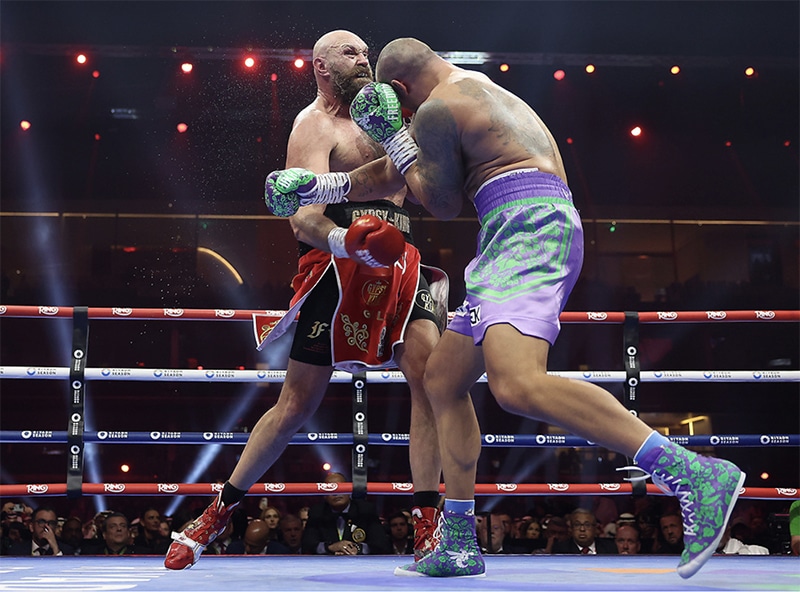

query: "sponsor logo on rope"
left=158, top=484, right=180, bottom=493
left=535, top=434, right=567, bottom=445
left=706, top=311, right=727, bottom=320
left=27, top=484, right=49, bottom=494
left=264, top=483, right=286, bottom=492
left=760, top=435, right=790, bottom=445
left=381, top=433, right=409, bottom=442
left=599, top=483, right=622, bottom=491
left=163, top=308, right=184, bottom=317
left=548, top=484, right=570, bottom=492
left=105, top=483, right=126, bottom=493
left=27, top=367, right=58, bottom=376
left=497, top=484, right=518, bottom=492
left=257, top=370, right=267, bottom=379
left=656, top=311, right=678, bottom=320
left=0, top=306, right=6, bottom=314
left=307, top=432, right=338, bottom=441
left=150, top=431, right=181, bottom=440
left=215, top=309, right=235, bottom=318
left=392, top=483, right=414, bottom=491
left=668, top=436, right=690, bottom=445
left=21, top=430, right=53, bottom=439
left=318, top=482, right=339, bottom=492
left=97, top=431, right=128, bottom=440
left=112, top=308, right=133, bottom=316
left=709, top=435, right=740, bottom=445
left=211, top=483, right=224, bottom=493
left=39, top=306, right=59, bottom=315
left=776, top=488, right=798, bottom=496
left=203, top=432, right=234, bottom=440
left=152, top=369, right=184, bottom=378
left=581, top=371, right=614, bottom=379
left=587, top=312, right=607, bottom=321
left=755, top=310, right=776, bottom=320
left=381, top=371, right=391, bottom=379
left=483, top=434, right=515, bottom=444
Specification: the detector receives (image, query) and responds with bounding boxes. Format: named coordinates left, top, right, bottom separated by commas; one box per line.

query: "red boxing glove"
left=344, top=215, right=405, bottom=267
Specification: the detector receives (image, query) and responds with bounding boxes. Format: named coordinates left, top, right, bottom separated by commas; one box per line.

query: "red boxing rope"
left=0, top=482, right=796, bottom=501
left=1, top=305, right=798, bottom=323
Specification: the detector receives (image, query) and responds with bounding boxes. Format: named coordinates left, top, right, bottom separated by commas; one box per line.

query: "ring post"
left=67, top=306, right=89, bottom=499
left=351, top=372, right=368, bottom=499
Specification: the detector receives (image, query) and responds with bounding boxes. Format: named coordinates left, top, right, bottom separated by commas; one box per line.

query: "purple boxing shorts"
left=447, top=169, right=584, bottom=346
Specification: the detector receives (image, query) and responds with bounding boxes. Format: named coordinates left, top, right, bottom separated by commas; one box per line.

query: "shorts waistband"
left=474, top=169, right=573, bottom=222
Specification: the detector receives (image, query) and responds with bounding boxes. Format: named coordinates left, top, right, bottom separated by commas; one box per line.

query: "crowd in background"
left=1, top=492, right=794, bottom=558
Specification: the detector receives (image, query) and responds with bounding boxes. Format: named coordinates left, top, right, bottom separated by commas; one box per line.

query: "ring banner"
left=67, top=306, right=89, bottom=499
left=351, top=372, right=368, bottom=499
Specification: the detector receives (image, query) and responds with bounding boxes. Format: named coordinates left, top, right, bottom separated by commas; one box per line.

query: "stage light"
left=725, top=140, right=732, bottom=147
left=609, top=222, right=617, bottom=233
left=270, top=72, right=278, bottom=82
left=499, top=63, right=509, bottom=72
left=19, top=120, right=31, bottom=131
left=322, top=462, right=332, bottom=471
left=670, top=65, right=680, bottom=75
left=553, top=69, right=565, bottom=81
left=566, top=137, right=573, bottom=145
left=94, top=133, right=101, bottom=141
left=293, top=58, right=305, bottom=69
left=630, top=126, right=642, bottom=137
left=744, top=66, right=756, bottom=77
left=176, top=122, right=188, bottom=133
left=181, top=62, right=193, bottom=74
left=760, top=472, right=769, bottom=480
left=244, top=56, right=255, bottom=69
left=120, top=464, right=130, bottom=473
left=92, top=70, right=100, bottom=79
left=585, top=64, right=595, bottom=74
left=76, top=53, right=87, bottom=65
left=784, top=140, right=791, bottom=147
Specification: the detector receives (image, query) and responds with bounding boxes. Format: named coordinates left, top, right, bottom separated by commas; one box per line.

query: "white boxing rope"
left=2, top=366, right=799, bottom=383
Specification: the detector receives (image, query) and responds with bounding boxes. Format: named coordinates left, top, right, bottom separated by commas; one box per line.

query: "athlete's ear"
left=390, top=79, right=408, bottom=98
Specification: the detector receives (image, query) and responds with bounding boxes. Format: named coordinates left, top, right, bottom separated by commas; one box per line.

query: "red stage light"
left=566, top=137, right=574, bottom=144
left=244, top=56, right=255, bottom=68
left=270, top=72, right=278, bottom=82
left=725, top=141, right=732, bottom=147
left=293, top=58, right=305, bottom=69
left=181, top=62, right=193, bottom=74
left=76, top=53, right=87, bottom=65
left=553, top=69, right=565, bottom=81
left=177, top=122, right=188, bottom=133
left=94, top=133, right=101, bottom=141
left=630, top=126, right=642, bottom=137
left=19, top=120, right=31, bottom=131
left=92, top=70, right=100, bottom=79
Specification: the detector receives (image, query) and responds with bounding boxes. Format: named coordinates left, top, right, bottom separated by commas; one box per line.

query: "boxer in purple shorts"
left=448, top=169, right=584, bottom=347
left=267, top=37, right=745, bottom=581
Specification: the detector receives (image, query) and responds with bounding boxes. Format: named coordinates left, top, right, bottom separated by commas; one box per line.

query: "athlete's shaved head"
left=376, top=38, right=438, bottom=84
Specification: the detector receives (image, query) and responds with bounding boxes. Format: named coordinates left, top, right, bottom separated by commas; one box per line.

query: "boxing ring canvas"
left=0, top=555, right=796, bottom=591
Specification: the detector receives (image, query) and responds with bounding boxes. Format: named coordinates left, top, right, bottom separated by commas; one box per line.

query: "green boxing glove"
left=350, top=82, right=418, bottom=174
left=264, top=168, right=351, bottom=217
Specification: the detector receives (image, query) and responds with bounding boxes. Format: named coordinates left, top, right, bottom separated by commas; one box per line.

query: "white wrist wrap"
left=327, top=227, right=349, bottom=259
left=300, top=172, right=351, bottom=205
left=382, top=127, right=418, bottom=175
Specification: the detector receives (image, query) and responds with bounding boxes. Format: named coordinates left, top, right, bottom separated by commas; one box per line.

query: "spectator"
left=241, top=519, right=289, bottom=554
left=133, top=507, right=169, bottom=554
left=301, top=472, right=390, bottom=555
left=614, top=524, right=642, bottom=555
left=59, top=517, right=89, bottom=555
left=658, top=510, right=684, bottom=555
left=635, top=509, right=660, bottom=553
left=209, top=508, right=248, bottom=555
left=552, top=508, right=617, bottom=555
left=386, top=511, right=414, bottom=555
left=7, top=506, right=73, bottom=556
left=538, top=515, right=570, bottom=554
left=298, top=506, right=310, bottom=531
left=269, top=514, right=304, bottom=555
left=1, top=522, right=27, bottom=555
left=716, top=522, right=769, bottom=555
left=85, top=512, right=147, bottom=555
left=259, top=505, right=282, bottom=542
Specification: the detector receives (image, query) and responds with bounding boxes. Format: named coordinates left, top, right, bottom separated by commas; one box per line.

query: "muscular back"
left=413, top=70, right=566, bottom=206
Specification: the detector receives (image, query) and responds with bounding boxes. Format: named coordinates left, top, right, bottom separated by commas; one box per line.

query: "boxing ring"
left=1, top=305, right=798, bottom=590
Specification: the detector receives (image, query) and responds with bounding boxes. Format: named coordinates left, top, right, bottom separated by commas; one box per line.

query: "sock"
left=412, top=490, right=441, bottom=509
left=444, top=498, right=474, bottom=516
left=633, top=430, right=673, bottom=473
left=221, top=481, right=248, bottom=507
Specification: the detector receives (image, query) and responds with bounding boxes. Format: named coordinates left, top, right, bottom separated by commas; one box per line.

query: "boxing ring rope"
left=1, top=304, right=798, bottom=503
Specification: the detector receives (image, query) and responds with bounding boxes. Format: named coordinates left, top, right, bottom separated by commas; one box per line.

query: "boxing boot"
left=411, top=506, right=440, bottom=561
left=164, top=492, right=239, bottom=570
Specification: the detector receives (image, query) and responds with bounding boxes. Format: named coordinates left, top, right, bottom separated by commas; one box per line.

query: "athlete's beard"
left=332, top=65, right=373, bottom=105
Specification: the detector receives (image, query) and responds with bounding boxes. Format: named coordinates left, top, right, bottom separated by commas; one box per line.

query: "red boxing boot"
left=412, top=506, right=440, bottom=561
left=164, top=492, right=239, bottom=570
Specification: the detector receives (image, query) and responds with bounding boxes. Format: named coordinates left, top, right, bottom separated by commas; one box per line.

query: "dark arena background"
left=0, top=2, right=798, bottom=590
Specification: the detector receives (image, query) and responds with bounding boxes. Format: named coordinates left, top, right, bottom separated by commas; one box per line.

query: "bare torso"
left=421, top=69, right=566, bottom=202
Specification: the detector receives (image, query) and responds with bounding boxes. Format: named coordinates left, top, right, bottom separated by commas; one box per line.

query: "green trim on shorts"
left=478, top=196, right=574, bottom=226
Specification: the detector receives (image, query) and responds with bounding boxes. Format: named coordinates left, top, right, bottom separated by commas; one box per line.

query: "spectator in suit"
left=241, top=519, right=290, bottom=554
left=84, top=512, right=148, bottom=555
left=614, top=524, right=642, bottom=555
left=552, top=508, right=617, bottom=555
left=7, top=506, right=74, bottom=556
left=301, top=472, right=390, bottom=555
left=268, top=514, right=304, bottom=554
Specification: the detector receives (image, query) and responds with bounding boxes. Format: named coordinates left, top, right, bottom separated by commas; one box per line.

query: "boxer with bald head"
left=165, top=31, right=445, bottom=570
